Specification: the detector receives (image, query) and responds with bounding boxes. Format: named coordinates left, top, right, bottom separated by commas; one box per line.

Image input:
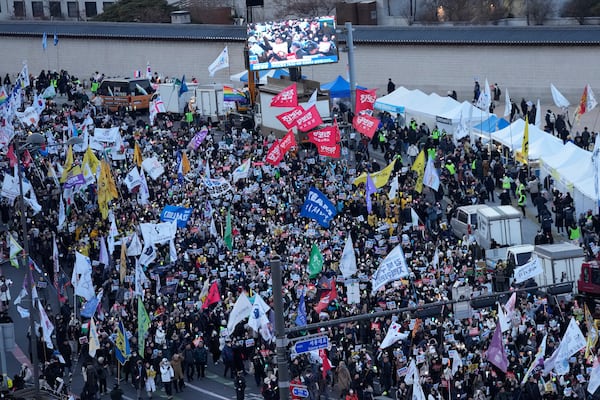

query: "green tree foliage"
left=562, top=0, right=600, bottom=24
left=93, top=0, right=175, bottom=22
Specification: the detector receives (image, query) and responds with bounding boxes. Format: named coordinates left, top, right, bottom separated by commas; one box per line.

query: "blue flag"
left=160, top=205, right=193, bottom=228
left=299, top=187, right=337, bottom=228
left=295, top=291, right=307, bottom=327
left=366, top=173, right=376, bottom=214
left=114, top=320, right=131, bottom=365
left=80, top=293, right=100, bottom=318
left=179, top=75, right=188, bottom=96
left=42, top=32, right=47, bottom=50
left=53, top=33, right=59, bottom=46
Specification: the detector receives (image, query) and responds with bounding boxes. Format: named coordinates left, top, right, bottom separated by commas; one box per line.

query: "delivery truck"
left=475, top=206, right=523, bottom=249
left=193, top=84, right=226, bottom=121
left=156, top=82, right=198, bottom=115
left=532, top=243, right=585, bottom=288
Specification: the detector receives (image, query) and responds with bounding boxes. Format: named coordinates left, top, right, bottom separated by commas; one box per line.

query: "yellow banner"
left=353, top=159, right=397, bottom=188
left=411, top=150, right=426, bottom=193
left=516, top=116, right=529, bottom=164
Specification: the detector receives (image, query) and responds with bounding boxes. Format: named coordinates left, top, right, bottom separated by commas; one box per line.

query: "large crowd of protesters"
left=0, top=68, right=600, bottom=400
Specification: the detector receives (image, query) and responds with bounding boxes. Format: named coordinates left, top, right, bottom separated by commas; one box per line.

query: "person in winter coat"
left=193, top=340, right=208, bottom=378
left=159, top=358, right=175, bottom=400
left=144, top=361, right=157, bottom=399
left=171, top=353, right=184, bottom=393
left=335, top=361, right=352, bottom=398
left=234, top=370, right=246, bottom=400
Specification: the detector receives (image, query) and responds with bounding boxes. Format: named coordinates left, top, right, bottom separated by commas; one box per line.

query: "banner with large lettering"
left=296, top=105, right=323, bottom=132
left=93, top=127, right=120, bottom=142
left=353, top=114, right=379, bottom=139
left=270, top=83, right=298, bottom=108
left=371, top=245, right=410, bottom=294
left=265, top=140, right=284, bottom=166
left=299, top=187, right=337, bottom=228
left=513, top=257, right=543, bottom=284
left=279, top=130, right=297, bottom=154
left=355, top=89, right=377, bottom=115
left=139, top=221, right=177, bottom=246
left=316, top=144, right=340, bottom=158
left=160, top=205, right=193, bottom=228
left=308, top=126, right=338, bottom=146
left=276, top=106, right=304, bottom=129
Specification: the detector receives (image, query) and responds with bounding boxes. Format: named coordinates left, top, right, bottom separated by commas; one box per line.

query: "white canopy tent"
left=539, top=142, right=583, bottom=179
left=488, top=119, right=563, bottom=161
left=374, top=87, right=488, bottom=140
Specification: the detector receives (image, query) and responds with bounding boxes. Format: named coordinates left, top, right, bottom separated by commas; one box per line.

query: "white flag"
left=38, top=300, right=54, bottom=349
left=57, top=195, right=66, bottom=230
left=371, top=245, right=409, bottom=294
left=169, top=239, right=177, bottom=262
left=126, top=232, right=143, bottom=257
left=124, top=167, right=142, bottom=191
left=209, top=216, right=218, bottom=238
left=306, top=89, right=318, bottom=109
left=450, top=350, right=463, bottom=376
left=98, top=236, right=109, bottom=266
left=339, top=235, right=357, bottom=278
left=89, top=318, right=100, bottom=357
left=107, top=211, right=118, bottom=255
left=226, top=293, right=253, bottom=335
left=423, top=157, right=440, bottom=191
left=388, top=177, right=399, bottom=200
left=503, top=88, right=511, bottom=117
left=544, top=317, right=586, bottom=375
left=16, top=305, right=29, bottom=318
left=404, top=359, right=417, bottom=385
left=248, top=294, right=271, bottom=340
left=551, top=83, right=571, bottom=109
left=380, top=322, right=408, bottom=349
left=522, top=334, right=547, bottom=384
left=134, top=261, right=150, bottom=299
left=475, top=78, right=491, bottom=111
left=589, top=359, right=600, bottom=394
left=535, top=99, right=541, bottom=127
left=498, top=302, right=510, bottom=332
left=138, top=169, right=150, bottom=205
left=72, top=252, right=95, bottom=300
left=19, top=63, right=30, bottom=88
left=208, top=47, right=229, bottom=77
left=232, top=159, right=252, bottom=183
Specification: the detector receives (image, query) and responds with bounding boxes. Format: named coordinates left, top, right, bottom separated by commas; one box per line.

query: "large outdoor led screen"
left=247, top=16, right=338, bottom=71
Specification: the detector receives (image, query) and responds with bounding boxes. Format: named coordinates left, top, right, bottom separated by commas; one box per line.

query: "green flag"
left=308, top=244, right=323, bottom=278
left=224, top=210, right=233, bottom=251
left=137, top=299, right=151, bottom=355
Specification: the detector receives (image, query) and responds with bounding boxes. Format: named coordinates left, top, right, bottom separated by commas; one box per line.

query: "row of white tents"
left=480, top=118, right=596, bottom=215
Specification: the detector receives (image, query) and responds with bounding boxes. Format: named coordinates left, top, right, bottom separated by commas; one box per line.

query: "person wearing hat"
left=234, top=370, right=246, bottom=400
left=159, top=358, right=175, bottom=400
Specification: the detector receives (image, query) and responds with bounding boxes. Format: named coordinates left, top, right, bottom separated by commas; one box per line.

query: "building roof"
left=0, top=21, right=599, bottom=45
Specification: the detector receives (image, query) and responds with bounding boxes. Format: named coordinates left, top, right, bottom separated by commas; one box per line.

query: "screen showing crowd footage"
left=247, top=16, right=338, bottom=71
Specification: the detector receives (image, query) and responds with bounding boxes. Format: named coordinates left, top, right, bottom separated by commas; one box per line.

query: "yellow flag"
left=120, top=237, right=127, bottom=284
left=82, top=146, right=100, bottom=176
left=133, top=142, right=143, bottom=167
left=60, top=145, right=74, bottom=183
left=585, top=303, right=598, bottom=357
left=97, top=161, right=118, bottom=220
left=515, top=116, right=529, bottom=164
left=411, top=150, right=426, bottom=193
left=181, top=152, right=191, bottom=175
left=353, top=159, right=397, bottom=188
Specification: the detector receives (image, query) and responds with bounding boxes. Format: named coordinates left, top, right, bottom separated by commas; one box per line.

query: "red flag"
left=316, top=143, right=340, bottom=158
left=22, top=150, right=33, bottom=168
left=308, top=126, right=337, bottom=146
left=202, top=281, right=220, bottom=309
left=276, top=106, right=304, bottom=129
left=353, top=114, right=379, bottom=139
left=279, top=130, right=297, bottom=154
left=319, top=349, right=332, bottom=378
left=6, top=145, right=17, bottom=167
left=355, top=88, right=377, bottom=115
left=296, top=105, right=323, bottom=132
left=270, top=83, right=298, bottom=108
left=314, top=279, right=337, bottom=313
left=265, top=140, right=284, bottom=166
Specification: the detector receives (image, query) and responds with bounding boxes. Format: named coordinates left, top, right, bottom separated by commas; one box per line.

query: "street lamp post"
left=16, top=133, right=82, bottom=396
left=270, top=254, right=290, bottom=400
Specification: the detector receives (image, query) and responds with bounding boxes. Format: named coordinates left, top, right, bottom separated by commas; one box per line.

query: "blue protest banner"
left=299, top=187, right=337, bottom=228
left=160, top=205, right=193, bottom=228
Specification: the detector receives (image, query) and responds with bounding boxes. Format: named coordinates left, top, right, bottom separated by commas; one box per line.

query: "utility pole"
left=345, top=22, right=356, bottom=116
left=270, top=254, right=290, bottom=400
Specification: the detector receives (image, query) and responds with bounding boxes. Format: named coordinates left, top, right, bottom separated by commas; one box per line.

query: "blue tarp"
left=321, top=75, right=366, bottom=98
left=473, top=114, right=510, bottom=133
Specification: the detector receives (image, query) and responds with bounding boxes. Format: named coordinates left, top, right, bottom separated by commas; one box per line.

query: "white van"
left=450, top=205, right=488, bottom=239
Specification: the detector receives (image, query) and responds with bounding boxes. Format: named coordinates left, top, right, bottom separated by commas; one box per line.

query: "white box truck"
left=475, top=206, right=523, bottom=249
left=533, top=243, right=585, bottom=288
left=193, top=84, right=226, bottom=121
left=156, top=83, right=198, bottom=115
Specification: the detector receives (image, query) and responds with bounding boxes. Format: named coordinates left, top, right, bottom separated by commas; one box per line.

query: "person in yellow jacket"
left=568, top=223, right=581, bottom=244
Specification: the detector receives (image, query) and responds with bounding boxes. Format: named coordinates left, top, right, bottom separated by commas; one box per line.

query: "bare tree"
left=271, top=0, right=337, bottom=19
left=527, top=0, right=554, bottom=25
left=561, top=0, right=600, bottom=24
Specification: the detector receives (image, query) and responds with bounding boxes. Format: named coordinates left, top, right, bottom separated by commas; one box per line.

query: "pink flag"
left=276, top=106, right=304, bottom=129
left=355, top=88, right=377, bottom=115
left=270, top=83, right=298, bottom=108
left=486, top=322, right=508, bottom=373
left=309, top=126, right=338, bottom=146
